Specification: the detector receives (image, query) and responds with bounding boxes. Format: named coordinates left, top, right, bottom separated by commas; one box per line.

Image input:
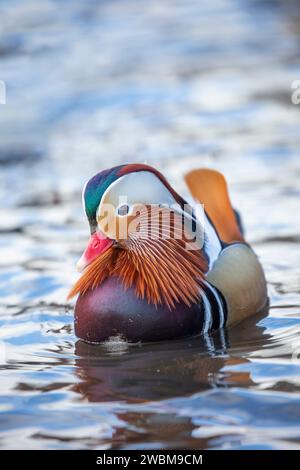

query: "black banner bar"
left=0, top=450, right=298, bottom=465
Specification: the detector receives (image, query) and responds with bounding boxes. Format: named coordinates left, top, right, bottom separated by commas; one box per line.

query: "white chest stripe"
left=204, top=281, right=225, bottom=328
left=201, top=291, right=212, bottom=334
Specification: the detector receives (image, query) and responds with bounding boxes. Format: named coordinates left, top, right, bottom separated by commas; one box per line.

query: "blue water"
left=0, top=0, right=300, bottom=449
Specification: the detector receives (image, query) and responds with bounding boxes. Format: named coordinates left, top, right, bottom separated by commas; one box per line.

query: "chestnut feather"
left=68, top=206, right=207, bottom=310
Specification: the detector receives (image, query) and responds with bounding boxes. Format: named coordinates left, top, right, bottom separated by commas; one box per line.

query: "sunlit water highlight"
left=0, top=0, right=300, bottom=449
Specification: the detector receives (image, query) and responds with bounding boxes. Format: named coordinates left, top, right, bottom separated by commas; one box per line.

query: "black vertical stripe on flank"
left=204, top=283, right=228, bottom=330
left=203, top=284, right=220, bottom=330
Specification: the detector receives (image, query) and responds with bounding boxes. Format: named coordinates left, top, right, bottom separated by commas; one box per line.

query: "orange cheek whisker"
left=68, top=206, right=208, bottom=310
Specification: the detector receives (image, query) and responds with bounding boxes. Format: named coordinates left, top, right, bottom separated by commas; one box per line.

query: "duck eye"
left=117, top=204, right=130, bottom=216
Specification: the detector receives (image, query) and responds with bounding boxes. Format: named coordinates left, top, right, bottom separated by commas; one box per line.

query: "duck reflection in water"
left=72, top=310, right=269, bottom=404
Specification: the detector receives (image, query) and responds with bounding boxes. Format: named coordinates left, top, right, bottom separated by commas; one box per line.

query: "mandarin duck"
left=68, top=164, right=268, bottom=343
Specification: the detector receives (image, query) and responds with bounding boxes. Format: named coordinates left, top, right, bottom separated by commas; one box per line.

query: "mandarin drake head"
left=69, top=163, right=268, bottom=343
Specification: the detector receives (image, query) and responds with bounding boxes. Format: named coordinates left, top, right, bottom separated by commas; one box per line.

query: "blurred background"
left=0, top=0, right=300, bottom=450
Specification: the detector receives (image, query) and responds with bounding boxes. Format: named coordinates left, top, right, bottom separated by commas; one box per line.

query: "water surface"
left=0, top=0, right=300, bottom=449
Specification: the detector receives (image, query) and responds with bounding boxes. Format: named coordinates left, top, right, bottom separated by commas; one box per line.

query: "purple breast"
left=74, top=276, right=204, bottom=343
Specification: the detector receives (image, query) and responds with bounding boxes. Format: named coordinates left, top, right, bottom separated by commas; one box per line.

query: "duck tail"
left=184, top=169, right=245, bottom=244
